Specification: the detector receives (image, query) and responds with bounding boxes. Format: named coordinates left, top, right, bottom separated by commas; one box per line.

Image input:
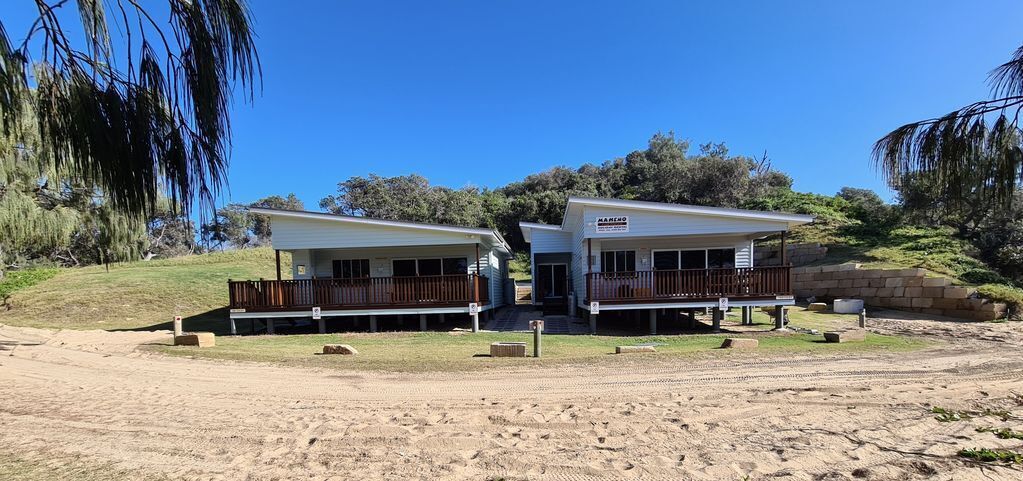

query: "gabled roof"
left=249, top=207, right=512, bottom=254
left=563, top=196, right=814, bottom=229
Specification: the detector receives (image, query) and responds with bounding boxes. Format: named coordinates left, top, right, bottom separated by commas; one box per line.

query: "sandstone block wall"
left=756, top=243, right=828, bottom=267
left=791, top=264, right=1007, bottom=321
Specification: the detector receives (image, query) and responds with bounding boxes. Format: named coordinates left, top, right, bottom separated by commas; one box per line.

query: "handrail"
left=228, top=274, right=490, bottom=311
left=585, top=266, right=791, bottom=302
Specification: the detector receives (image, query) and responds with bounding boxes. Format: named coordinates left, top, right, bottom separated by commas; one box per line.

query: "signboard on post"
left=312, top=307, right=321, bottom=320
left=590, top=301, right=600, bottom=314
left=718, top=297, right=729, bottom=311
left=529, top=320, right=544, bottom=331
left=469, top=303, right=479, bottom=315
left=595, top=216, right=629, bottom=233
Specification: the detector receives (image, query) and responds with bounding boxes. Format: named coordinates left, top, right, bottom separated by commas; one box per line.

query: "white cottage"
left=520, top=197, right=814, bottom=333
left=228, top=208, right=512, bottom=334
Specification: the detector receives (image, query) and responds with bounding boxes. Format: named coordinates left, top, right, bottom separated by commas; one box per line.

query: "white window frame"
left=600, top=250, right=637, bottom=274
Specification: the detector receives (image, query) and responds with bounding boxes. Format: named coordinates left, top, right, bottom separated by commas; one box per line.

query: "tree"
left=201, top=194, right=303, bottom=249
left=0, top=1, right=260, bottom=223
left=874, top=46, right=1023, bottom=208
left=250, top=194, right=303, bottom=244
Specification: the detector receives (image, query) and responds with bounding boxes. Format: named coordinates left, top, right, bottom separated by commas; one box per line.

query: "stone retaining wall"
left=791, top=264, right=1007, bottom=321
left=756, top=243, right=828, bottom=267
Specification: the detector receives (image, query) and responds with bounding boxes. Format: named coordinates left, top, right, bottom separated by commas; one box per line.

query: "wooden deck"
left=586, top=266, right=791, bottom=305
left=228, top=274, right=490, bottom=312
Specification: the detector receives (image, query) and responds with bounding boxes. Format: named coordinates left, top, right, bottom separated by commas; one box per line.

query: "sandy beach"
left=2, top=316, right=1023, bottom=480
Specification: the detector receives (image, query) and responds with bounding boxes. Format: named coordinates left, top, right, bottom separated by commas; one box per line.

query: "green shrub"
left=0, top=268, right=60, bottom=302
left=958, top=448, right=1023, bottom=464
left=977, top=284, right=1023, bottom=318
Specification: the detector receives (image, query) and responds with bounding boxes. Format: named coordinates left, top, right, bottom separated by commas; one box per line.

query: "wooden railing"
left=229, top=274, right=490, bottom=312
left=586, top=266, right=790, bottom=303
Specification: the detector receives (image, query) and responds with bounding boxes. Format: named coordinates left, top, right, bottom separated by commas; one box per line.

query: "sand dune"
left=2, top=316, right=1023, bottom=480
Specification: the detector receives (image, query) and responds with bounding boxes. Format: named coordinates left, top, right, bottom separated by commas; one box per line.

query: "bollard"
left=530, top=320, right=543, bottom=358
left=173, top=315, right=183, bottom=337
left=858, top=308, right=866, bottom=328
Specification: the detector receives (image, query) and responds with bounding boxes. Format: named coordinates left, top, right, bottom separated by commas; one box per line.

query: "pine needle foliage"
left=0, top=1, right=260, bottom=221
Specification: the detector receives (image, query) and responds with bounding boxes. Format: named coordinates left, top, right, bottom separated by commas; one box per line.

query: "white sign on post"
left=590, top=301, right=600, bottom=314
left=595, top=216, right=629, bottom=233
left=529, top=320, right=544, bottom=331
left=312, top=307, right=321, bottom=320
left=718, top=297, right=729, bottom=311
left=469, top=303, right=479, bottom=315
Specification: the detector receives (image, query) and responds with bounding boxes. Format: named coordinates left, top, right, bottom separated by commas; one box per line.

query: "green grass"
left=977, top=427, right=1023, bottom=440
left=149, top=326, right=924, bottom=373
left=0, top=268, right=59, bottom=301
left=509, top=252, right=531, bottom=282
left=0, top=450, right=166, bottom=481
left=0, top=248, right=285, bottom=333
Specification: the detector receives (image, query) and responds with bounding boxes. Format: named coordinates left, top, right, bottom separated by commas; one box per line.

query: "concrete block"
left=875, top=287, right=894, bottom=297
left=884, top=278, right=905, bottom=288
left=174, top=332, right=215, bottom=347
left=943, top=287, right=974, bottom=299
left=721, top=338, right=759, bottom=349
left=922, top=277, right=951, bottom=287
left=838, top=279, right=854, bottom=288
left=862, top=270, right=883, bottom=279
left=892, top=287, right=905, bottom=297
left=838, top=263, right=862, bottom=271
left=905, top=277, right=923, bottom=287
left=869, top=279, right=887, bottom=288
left=969, top=311, right=1005, bottom=321
left=889, top=298, right=912, bottom=308
left=911, top=297, right=933, bottom=308
left=899, top=268, right=927, bottom=277
left=859, top=287, right=878, bottom=297
left=821, top=264, right=842, bottom=272
left=980, top=302, right=1008, bottom=313
left=823, top=329, right=866, bottom=343
left=616, top=345, right=657, bottom=354
left=491, top=342, right=527, bottom=357
left=847, top=270, right=866, bottom=279
left=852, top=279, right=870, bottom=288
left=807, top=302, right=828, bottom=311
left=322, top=344, right=358, bottom=355
left=904, top=286, right=922, bottom=297
left=921, top=287, right=944, bottom=298
left=881, top=269, right=904, bottom=278
left=819, top=280, right=839, bottom=289
left=930, top=298, right=960, bottom=309
left=799, top=266, right=823, bottom=274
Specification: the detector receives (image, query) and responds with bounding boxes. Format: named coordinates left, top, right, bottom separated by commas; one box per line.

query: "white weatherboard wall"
left=529, top=229, right=573, bottom=254
left=270, top=216, right=483, bottom=250
left=582, top=207, right=789, bottom=239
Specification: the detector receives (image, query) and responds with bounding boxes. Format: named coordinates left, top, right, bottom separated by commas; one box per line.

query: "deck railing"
left=229, top=274, right=490, bottom=312
left=586, top=266, right=790, bottom=303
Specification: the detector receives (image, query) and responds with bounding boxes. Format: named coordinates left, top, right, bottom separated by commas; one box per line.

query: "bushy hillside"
left=0, top=248, right=286, bottom=332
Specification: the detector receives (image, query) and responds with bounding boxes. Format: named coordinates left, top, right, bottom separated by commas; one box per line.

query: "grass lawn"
left=0, top=249, right=285, bottom=333
left=149, top=307, right=926, bottom=372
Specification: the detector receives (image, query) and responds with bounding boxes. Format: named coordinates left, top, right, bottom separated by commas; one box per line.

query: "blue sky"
left=7, top=1, right=1023, bottom=209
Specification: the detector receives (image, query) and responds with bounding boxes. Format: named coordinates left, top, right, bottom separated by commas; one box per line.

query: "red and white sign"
left=529, top=320, right=544, bottom=331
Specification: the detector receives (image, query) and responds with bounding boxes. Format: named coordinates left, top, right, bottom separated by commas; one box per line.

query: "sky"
left=6, top=1, right=1023, bottom=210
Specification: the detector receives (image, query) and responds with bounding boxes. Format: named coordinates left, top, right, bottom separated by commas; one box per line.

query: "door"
left=537, top=264, right=568, bottom=300
left=652, top=250, right=680, bottom=297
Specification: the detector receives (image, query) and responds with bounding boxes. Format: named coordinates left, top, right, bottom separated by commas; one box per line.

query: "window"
left=651, top=249, right=736, bottom=270
left=332, top=259, right=370, bottom=279
left=601, top=250, right=635, bottom=277
left=707, top=248, right=736, bottom=269
left=392, top=257, right=470, bottom=276
left=443, top=257, right=469, bottom=274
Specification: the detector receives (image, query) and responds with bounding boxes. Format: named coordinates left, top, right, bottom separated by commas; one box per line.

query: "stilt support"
left=648, top=309, right=657, bottom=335
left=229, top=317, right=237, bottom=336
left=589, top=313, right=597, bottom=334
left=318, top=318, right=326, bottom=334
left=419, top=314, right=428, bottom=332
left=711, top=308, right=722, bottom=332
left=369, top=315, right=378, bottom=333
left=266, top=318, right=275, bottom=335
left=773, top=305, right=786, bottom=330
left=471, top=313, right=480, bottom=333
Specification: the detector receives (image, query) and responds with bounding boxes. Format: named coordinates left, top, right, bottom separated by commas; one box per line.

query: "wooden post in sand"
left=858, top=309, right=866, bottom=328
left=173, top=316, right=183, bottom=337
